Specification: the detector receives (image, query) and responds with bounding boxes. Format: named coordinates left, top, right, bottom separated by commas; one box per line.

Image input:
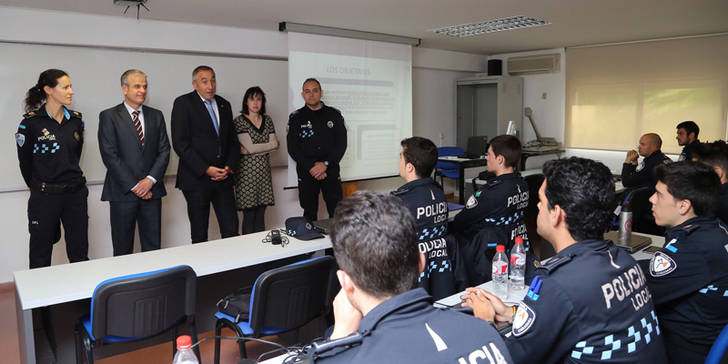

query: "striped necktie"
left=132, top=110, right=144, bottom=145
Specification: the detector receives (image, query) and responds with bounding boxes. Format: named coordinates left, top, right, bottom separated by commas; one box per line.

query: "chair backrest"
left=706, top=323, right=728, bottom=364
left=248, top=256, right=336, bottom=334
left=437, top=146, right=464, bottom=157
left=90, top=265, right=197, bottom=344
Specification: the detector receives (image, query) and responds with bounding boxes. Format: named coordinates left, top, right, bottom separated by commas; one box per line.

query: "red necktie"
left=132, top=110, right=144, bottom=145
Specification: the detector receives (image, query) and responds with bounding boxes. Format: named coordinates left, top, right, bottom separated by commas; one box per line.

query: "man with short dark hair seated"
left=392, top=137, right=464, bottom=299
left=462, top=157, right=667, bottom=363
left=693, top=140, right=728, bottom=224
left=450, top=135, right=531, bottom=284
left=639, top=161, right=728, bottom=363
left=676, top=120, right=701, bottom=161
left=621, top=133, right=671, bottom=189
left=313, top=191, right=512, bottom=363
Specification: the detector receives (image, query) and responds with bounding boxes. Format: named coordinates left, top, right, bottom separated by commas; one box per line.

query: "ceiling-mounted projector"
left=113, top=0, right=147, bottom=5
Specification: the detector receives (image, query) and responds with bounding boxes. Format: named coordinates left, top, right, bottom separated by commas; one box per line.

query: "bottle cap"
left=514, top=237, right=524, bottom=244
left=176, top=335, right=192, bottom=350
left=496, top=245, right=505, bottom=252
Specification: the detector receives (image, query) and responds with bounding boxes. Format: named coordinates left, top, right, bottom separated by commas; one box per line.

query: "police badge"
left=327, top=120, right=334, bottom=128
left=512, top=303, right=536, bottom=337
left=16, top=133, right=25, bottom=147
left=41, top=128, right=50, bottom=136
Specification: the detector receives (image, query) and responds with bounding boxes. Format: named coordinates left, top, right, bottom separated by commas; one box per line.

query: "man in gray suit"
left=99, top=69, right=170, bottom=255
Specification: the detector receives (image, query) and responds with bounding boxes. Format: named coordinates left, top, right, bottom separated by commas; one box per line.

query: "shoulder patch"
left=69, top=110, right=82, bottom=118
left=512, top=302, right=536, bottom=337
left=465, top=195, right=478, bottom=209
left=649, top=252, right=677, bottom=277
left=16, top=133, right=25, bottom=147
left=539, top=255, right=572, bottom=273
left=22, top=111, right=37, bottom=119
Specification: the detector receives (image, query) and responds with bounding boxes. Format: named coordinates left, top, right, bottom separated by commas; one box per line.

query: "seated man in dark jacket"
left=313, top=191, right=513, bottom=364
left=621, top=133, right=672, bottom=189
left=640, top=161, right=728, bottom=363
left=392, top=137, right=466, bottom=299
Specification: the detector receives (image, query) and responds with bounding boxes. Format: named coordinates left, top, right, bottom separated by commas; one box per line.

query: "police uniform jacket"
left=620, top=150, right=672, bottom=189
left=506, top=239, right=667, bottom=364
left=719, top=183, right=728, bottom=224
left=392, top=177, right=467, bottom=299
left=679, top=140, right=700, bottom=162
left=451, top=172, right=529, bottom=248
left=639, top=216, right=728, bottom=351
left=286, top=103, right=346, bottom=175
left=315, top=288, right=513, bottom=364
left=16, top=105, right=85, bottom=187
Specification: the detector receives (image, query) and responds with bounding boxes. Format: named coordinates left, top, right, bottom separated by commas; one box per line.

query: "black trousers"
left=297, top=167, right=342, bottom=222
left=182, top=181, right=238, bottom=243
left=27, top=187, right=89, bottom=269
left=241, top=205, right=267, bottom=235
left=109, top=198, right=162, bottom=256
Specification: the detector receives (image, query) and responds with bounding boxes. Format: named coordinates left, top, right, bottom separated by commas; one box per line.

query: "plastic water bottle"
left=491, top=245, right=509, bottom=297
left=172, top=335, right=199, bottom=364
left=509, top=237, right=526, bottom=296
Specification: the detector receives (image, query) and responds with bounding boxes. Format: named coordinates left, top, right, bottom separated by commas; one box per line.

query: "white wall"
left=488, top=48, right=566, bottom=144
left=0, top=6, right=485, bottom=282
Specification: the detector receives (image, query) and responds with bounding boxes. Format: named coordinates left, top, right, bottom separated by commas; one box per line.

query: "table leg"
left=16, top=288, right=35, bottom=364
left=459, top=164, right=466, bottom=205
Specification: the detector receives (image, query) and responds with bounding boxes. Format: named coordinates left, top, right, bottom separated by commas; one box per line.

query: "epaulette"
left=537, top=254, right=572, bottom=273
left=391, top=187, right=408, bottom=196
left=22, top=111, right=38, bottom=119
left=328, top=105, right=342, bottom=114
left=483, top=178, right=502, bottom=189
left=69, top=109, right=82, bottom=119
left=678, top=223, right=700, bottom=235
left=288, top=109, right=299, bottom=119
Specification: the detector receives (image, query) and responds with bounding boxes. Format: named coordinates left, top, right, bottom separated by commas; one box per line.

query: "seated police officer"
left=314, top=191, right=512, bottom=364
left=450, top=135, right=531, bottom=283
left=621, top=133, right=672, bottom=189
left=693, top=140, right=728, bottom=224
left=639, top=161, right=728, bottom=363
left=462, top=157, right=667, bottom=364
left=391, top=136, right=465, bottom=300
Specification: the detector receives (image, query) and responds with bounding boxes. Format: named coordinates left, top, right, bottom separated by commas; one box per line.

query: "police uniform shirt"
left=286, top=103, right=347, bottom=174
left=16, top=105, right=85, bottom=187
left=451, top=172, right=529, bottom=248
left=314, top=288, right=513, bottom=364
left=638, top=216, right=728, bottom=350
left=392, top=177, right=461, bottom=299
left=506, top=239, right=667, bottom=364
left=620, top=150, right=672, bottom=189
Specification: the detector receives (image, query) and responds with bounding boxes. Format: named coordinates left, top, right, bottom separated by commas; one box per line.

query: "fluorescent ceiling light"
left=433, top=16, right=549, bottom=38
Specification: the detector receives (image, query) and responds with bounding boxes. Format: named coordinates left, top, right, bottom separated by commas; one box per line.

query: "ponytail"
left=24, top=69, right=68, bottom=113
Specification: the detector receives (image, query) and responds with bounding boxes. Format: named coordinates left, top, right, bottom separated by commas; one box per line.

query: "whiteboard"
left=0, top=42, right=288, bottom=191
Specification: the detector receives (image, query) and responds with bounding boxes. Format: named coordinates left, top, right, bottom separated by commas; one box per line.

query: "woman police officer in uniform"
left=16, top=69, right=89, bottom=269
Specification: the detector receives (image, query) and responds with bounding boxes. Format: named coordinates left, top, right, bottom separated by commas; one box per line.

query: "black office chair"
left=74, top=265, right=198, bottom=364
left=628, top=187, right=665, bottom=236
left=213, top=256, right=337, bottom=363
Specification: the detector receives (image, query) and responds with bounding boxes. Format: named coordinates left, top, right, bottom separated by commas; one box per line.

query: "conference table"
left=14, top=231, right=332, bottom=364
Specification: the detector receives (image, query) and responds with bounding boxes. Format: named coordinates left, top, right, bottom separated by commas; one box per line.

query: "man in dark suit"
left=99, top=69, right=170, bottom=255
left=171, top=65, right=239, bottom=243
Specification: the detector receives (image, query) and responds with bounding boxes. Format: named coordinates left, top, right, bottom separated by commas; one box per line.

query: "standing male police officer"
left=391, top=137, right=465, bottom=299
left=450, top=135, right=531, bottom=284
left=640, top=161, right=728, bottom=363
left=287, top=78, right=347, bottom=221
left=313, top=191, right=512, bottom=364
left=463, top=157, right=667, bottom=364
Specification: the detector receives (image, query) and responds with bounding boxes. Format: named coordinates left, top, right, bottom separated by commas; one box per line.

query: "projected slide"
left=287, top=33, right=413, bottom=188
